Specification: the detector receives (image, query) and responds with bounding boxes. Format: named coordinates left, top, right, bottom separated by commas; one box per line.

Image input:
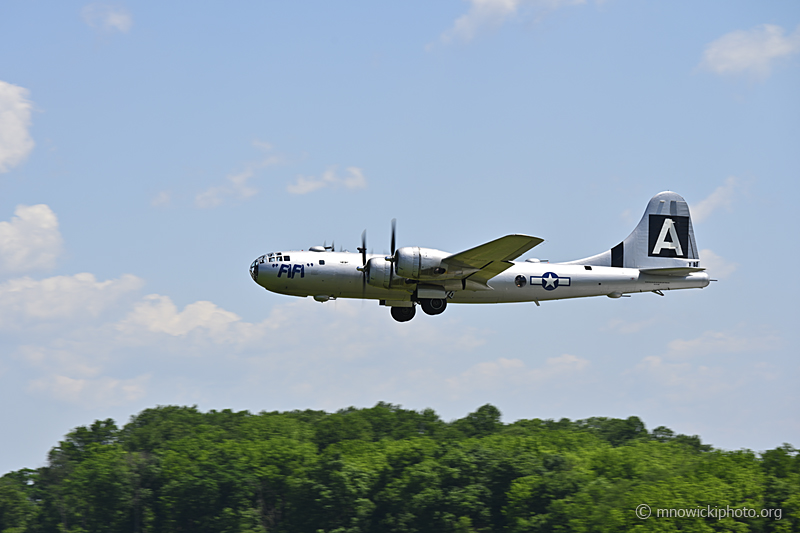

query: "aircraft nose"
left=249, top=258, right=260, bottom=283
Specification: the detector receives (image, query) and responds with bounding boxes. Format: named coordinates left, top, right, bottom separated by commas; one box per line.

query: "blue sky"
left=1, top=0, right=799, bottom=474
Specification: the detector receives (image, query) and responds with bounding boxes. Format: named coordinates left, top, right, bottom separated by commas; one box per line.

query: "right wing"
left=443, top=234, right=543, bottom=285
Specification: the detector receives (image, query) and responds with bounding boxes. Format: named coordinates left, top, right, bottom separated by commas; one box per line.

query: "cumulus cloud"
left=195, top=141, right=283, bottom=208
left=699, top=249, right=736, bottom=279
left=700, top=24, right=800, bottom=78
left=0, top=205, right=63, bottom=273
left=692, top=176, right=740, bottom=222
left=11, top=288, right=492, bottom=411
left=19, top=345, right=103, bottom=379
left=195, top=168, right=259, bottom=208
left=29, top=374, right=150, bottom=407
left=665, top=329, right=781, bottom=359
left=633, top=355, right=735, bottom=401
left=287, top=166, right=367, bottom=195
left=604, top=317, right=657, bottom=335
left=0, top=81, right=34, bottom=174
left=81, top=3, right=133, bottom=33
left=624, top=327, right=783, bottom=406
left=445, top=353, right=590, bottom=398
left=0, top=273, right=144, bottom=327
left=151, top=190, right=171, bottom=207
left=116, top=294, right=265, bottom=342
left=437, top=0, right=588, bottom=45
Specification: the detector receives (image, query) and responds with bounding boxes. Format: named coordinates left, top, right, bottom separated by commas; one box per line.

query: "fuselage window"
left=515, top=275, right=527, bottom=288
left=584, top=265, right=592, bottom=270
left=283, top=256, right=290, bottom=261
left=319, top=260, right=325, bottom=265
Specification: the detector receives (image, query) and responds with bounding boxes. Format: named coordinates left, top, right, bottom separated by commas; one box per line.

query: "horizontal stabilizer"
left=640, top=267, right=706, bottom=276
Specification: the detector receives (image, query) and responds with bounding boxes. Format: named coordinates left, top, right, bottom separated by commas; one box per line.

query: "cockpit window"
left=283, top=256, right=290, bottom=261
left=269, top=256, right=276, bottom=262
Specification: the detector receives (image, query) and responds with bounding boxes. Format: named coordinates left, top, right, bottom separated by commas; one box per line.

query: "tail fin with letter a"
left=565, top=191, right=701, bottom=270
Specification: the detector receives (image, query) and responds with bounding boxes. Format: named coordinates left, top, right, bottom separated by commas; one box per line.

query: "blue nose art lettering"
left=277, top=264, right=290, bottom=277
left=292, top=264, right=304, bottom=279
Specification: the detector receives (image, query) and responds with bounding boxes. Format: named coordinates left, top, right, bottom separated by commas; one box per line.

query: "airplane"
left=249, top=191, right=710, bottom=322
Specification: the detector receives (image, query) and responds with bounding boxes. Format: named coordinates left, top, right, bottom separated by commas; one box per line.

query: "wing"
left=443, top=234, right=543, bottom=285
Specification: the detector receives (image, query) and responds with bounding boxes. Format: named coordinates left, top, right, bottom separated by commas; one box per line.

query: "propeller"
left=386, top=220, right=397, bottom=264
left=357, top=221, right=397, bottom=294
left=390, top=218, right=396, bottom=260
left=357, top=230, right=368, bottom=295
left=385, top=219, right=397, bottom=288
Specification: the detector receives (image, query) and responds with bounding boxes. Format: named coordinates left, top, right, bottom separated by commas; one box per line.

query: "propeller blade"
left=362, top=265, right=367, bottom=297
left=357, top=230, right=368, bottom=297
left=390, top=219, right=397, bottom=277
left=390, top=218, right=396, bottom=256
left=359, top=230, right=367, bottom=266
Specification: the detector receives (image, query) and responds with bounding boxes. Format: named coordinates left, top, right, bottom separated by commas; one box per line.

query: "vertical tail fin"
left=566, top=191, right=700, bottom=269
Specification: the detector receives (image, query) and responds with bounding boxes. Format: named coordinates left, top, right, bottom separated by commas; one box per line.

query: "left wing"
left=443, top=234, right=543, bottom=284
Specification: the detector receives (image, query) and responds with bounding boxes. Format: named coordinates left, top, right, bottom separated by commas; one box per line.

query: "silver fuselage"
left=251, top=251, right=709, bottom=304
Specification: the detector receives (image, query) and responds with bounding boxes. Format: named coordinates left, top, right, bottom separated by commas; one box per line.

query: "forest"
left=0, top=403, right=797, bottom=532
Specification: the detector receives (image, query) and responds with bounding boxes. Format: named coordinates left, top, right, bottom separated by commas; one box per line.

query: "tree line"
left=1, top=403, right=798, bottom=532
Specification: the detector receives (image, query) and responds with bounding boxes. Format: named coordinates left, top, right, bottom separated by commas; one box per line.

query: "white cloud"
left=692, top=176, right=740, bottom=222
left=195, top=141, right=283, bottom=208
left=116, top=294, right=265, bottom=342
left=81, top=3, right=133, bottom=33
left=29, top=374, right=150, bottom=407
left=445, top=353, right=590, bottom=397
left=700, top=24, right=800, bottom=78
left=18, top=345, right=102, bottom=378
left=437, top=0, right=588, bottom=45
left=287, top=166, right=367, bottom=195
left=0, top=204, right=63, bottom=273
left=632, top=355, right=736, bottom=401
left=624, top=328, right=783, bottom=406
left=0, top=272, right=144, bottom=327
left=604, top=317, right=657, bottom=334
left=0, top=81, right=34, bottom=174
left=196, top=168, right=258, bottom=208
left=699, top=249, right=736, bottom=279
left=151, top=190, right=171, bottom=207
left=665, top=329, right=781, bottom=359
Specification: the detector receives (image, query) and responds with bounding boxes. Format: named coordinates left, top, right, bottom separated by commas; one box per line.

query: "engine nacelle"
left=394, top=247, right=450, bottom=280
left=367, top=257, right=405, bottom=289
